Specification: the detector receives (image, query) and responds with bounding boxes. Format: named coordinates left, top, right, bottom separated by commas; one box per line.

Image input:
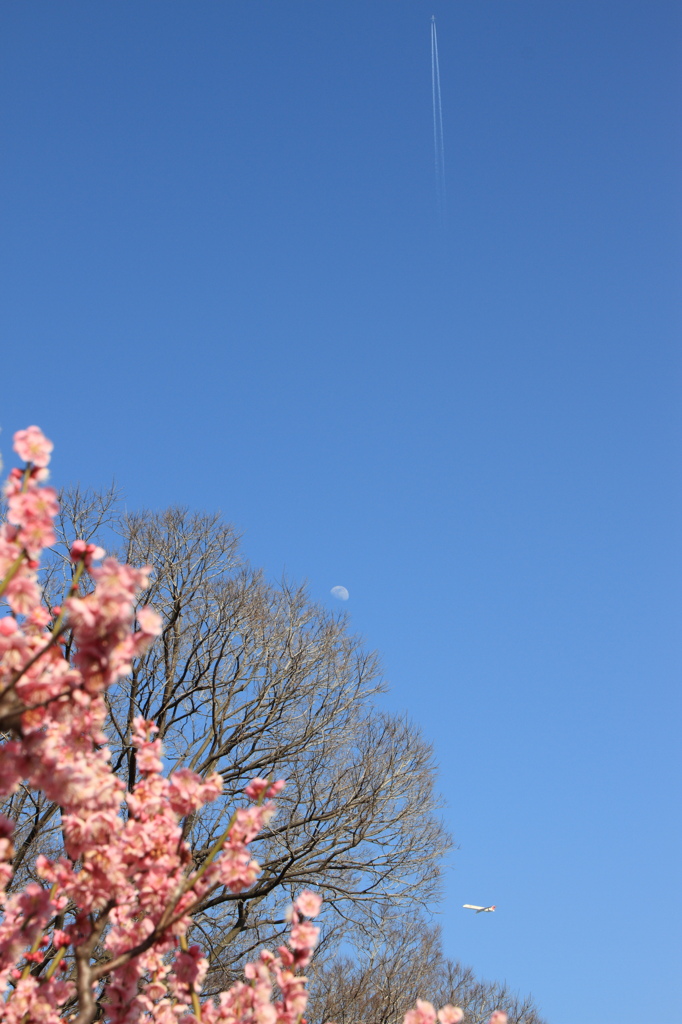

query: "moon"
left=330, top=585, right=349, bottom=601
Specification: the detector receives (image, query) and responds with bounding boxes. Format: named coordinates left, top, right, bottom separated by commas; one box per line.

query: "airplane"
left=463, top=904, right=496, bottom=913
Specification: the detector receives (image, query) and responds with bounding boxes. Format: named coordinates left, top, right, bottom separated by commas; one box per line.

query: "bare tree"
left=3, top=491, right=452, bottom=991
left=306, top=917, right=547, bottom=1024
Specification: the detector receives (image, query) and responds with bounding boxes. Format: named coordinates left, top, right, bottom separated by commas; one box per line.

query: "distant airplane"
left=463, top=904, right=496, bottom=914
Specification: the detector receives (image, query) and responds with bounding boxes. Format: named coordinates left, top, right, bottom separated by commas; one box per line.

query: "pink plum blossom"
left=13, top=425, right=53, bottom=467
left=437, top=1007, right=464, bottom=1024
left=245, top=777, right=287, bottom=801
left=294, top=890, right=322, bottom=918
left=70, top=539, right=105, bottom=566
left=404, top=999, right=437, bottom=1024
left=168, top=767, right=223, bottom=816
left=289, top=920, right=319, bottom=954
left=230, top=803, right=276, bottom=844
left=215, top=845, right=261, bottom=893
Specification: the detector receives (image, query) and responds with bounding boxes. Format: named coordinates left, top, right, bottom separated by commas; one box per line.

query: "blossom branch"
left=0, top=428, right=500, bottom=1024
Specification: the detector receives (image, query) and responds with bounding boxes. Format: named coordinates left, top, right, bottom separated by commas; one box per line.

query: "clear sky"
left=1, top=3, right=680, bottom=1022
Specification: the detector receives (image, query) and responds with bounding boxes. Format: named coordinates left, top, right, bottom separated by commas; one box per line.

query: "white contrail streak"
left=431, top=15, right=445, bottom=218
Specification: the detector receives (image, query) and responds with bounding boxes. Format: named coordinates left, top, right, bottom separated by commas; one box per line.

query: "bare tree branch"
left=306, top=917, right=547, bottom=1024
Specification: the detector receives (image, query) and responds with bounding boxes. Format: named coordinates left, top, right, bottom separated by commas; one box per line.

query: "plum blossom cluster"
left=0, top=427, right=325, bottom=1024
left=0, top=427, right=503, bottom=1024
left=405, top=1002, right=507, bottom=1024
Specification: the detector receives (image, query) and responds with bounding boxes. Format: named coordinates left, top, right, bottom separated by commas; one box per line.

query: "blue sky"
left=1, top=3, right=680, bottom=1021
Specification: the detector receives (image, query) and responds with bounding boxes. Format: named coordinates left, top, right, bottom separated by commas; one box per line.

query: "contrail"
left=431, top=15, right=445, bottom=218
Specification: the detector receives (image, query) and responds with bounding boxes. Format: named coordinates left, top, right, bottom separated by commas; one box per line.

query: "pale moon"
left=330, top=585, right=349, bottom=601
